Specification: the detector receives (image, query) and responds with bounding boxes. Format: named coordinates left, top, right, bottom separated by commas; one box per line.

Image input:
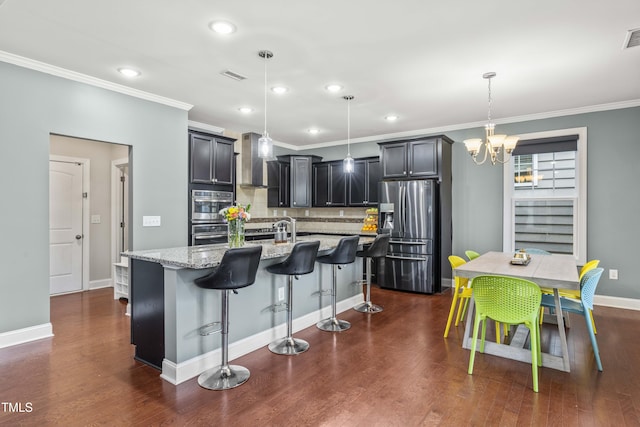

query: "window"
left=503, top=128, right=587, bottom=264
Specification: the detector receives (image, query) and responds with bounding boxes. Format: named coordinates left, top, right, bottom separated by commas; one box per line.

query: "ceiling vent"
left=220, top=70, right=247, bottom=81
left=624, top=28, right=640, bottom=49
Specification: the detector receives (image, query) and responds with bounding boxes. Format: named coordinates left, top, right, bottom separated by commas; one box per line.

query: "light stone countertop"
left=122, top=234, right=374, bottom=270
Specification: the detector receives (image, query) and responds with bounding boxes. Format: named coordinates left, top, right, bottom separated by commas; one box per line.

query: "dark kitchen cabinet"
left=267, top=160, right=290, bottom=208
left=189, top=131, right=235, bottom=186
left=267, top=155, right=321, bottom=208
left=379, top=136, right=451, bottom=180
left=348, top=157, right=381, bottom=206
left=313, top=161, right=346, bottom=207
left=290, top=156, right=317, bottom=208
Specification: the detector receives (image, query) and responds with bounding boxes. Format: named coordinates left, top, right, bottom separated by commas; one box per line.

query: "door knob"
left=75, top=235, right=82, bottom=240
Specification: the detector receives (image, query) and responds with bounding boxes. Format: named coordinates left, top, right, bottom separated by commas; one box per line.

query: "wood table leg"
left=554, top=288, right=571, bottom=372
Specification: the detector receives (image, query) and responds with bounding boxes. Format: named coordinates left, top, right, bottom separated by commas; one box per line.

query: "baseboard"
left=594, top=295, right=640, bottom=311
left=89, top=278, right=112, bottom=290
left=160, top=294, right=363, bottom=385
left=0, top=323, right=54, bottom=349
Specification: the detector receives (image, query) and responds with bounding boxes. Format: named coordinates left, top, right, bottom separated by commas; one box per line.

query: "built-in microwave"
left=191, top=190, right=233, bottom=223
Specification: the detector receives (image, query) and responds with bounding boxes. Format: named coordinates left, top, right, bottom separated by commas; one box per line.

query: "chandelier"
left=463, top=72, right=519, bottom=165
left=257, top=50, right=274, bottom=159
left=343, top=95, right=355, bottom=173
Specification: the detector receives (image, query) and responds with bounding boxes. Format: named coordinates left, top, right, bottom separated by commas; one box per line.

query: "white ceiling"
left=1, top=0, right=639, bottom=148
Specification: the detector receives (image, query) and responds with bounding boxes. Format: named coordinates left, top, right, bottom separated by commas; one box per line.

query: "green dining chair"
left=468, top=275, right=542, bottom=392
left=465, top=250, right=480, bottom=261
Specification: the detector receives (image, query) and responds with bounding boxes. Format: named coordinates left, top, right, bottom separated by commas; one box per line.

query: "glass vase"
left=227, top=219, right=245, bottom=248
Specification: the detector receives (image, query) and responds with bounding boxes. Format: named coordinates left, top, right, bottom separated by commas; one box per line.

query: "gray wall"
left=299, top=107, right=640, bottom=300
left=1, top=58, right=637, bottom=338
left=0, top=61, right=188, bottom=334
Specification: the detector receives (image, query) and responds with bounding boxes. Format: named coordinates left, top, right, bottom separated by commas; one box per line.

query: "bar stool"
left=316, top=235, right=360, bottom=332
left=353, top=234, right=389, bottom=313
left=266, top=240, right=321, bottom=355
left=193, top=245, right=262, bottom=390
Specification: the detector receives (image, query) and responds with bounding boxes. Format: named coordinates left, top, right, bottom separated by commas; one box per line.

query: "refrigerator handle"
left=401, top=184, right=407, bottom=238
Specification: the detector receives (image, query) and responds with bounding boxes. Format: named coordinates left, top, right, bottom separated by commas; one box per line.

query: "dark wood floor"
left=1, top=286, right=639, bottom=426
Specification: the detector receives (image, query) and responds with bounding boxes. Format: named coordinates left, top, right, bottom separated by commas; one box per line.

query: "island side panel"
left=130, top=259, right=165, bottom=369
left=166, top=257, right=362, bottom=366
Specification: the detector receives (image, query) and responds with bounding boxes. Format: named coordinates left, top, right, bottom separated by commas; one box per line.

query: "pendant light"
left=257, top=50, right=274, bottom=159
left=343, top=95, right=355, bottom=173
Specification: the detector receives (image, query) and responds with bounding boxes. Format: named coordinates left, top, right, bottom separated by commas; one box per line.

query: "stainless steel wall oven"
left=190, top=190, right=233, bottom=245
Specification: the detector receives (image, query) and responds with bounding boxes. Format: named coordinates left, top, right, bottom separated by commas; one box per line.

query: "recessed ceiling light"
left=325, top=84, right=343, bottom=93
left=209, top=20, right=236, bottom=35
left=238, top=107, right=253, bottom=114
left=385, top=115, right=399, bottom=122
left=117, top=67, right=141, bottom=78
left=271, top=86, right=288, bottom=94
left=308, top=128, right=320, bottom=135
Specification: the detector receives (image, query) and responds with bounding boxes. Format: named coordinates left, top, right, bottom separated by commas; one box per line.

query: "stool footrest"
left=312, top=289, right=333, bottom=297
left=199, top=322, right=222, bottom=336
left=269, top=302, right=288, bottom=313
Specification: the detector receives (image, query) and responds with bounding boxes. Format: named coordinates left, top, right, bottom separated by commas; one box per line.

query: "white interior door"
left=50, top=160, right=83, bottom=295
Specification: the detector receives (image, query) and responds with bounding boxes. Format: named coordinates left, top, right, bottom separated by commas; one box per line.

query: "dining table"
left=453, top=251, right=579, bottom=372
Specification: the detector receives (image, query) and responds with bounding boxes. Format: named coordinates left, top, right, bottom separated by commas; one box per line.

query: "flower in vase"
left=219, top=203, right=251, bottom=223
left=219, top=203, right=251, bottom=248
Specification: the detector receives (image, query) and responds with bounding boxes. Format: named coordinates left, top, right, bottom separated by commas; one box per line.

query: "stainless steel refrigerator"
left=377, top=180, right=446, bottom=294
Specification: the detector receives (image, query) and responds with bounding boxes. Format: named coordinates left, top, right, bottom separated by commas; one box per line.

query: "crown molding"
left=0, top=50, right=193, bottom=111
left=294, top=98, right=640, bottom=151
left=187, top=120, right=224, bottom=134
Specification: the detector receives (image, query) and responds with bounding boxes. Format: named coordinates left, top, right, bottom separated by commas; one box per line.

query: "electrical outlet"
left=142, top=216, right=161, bottom=227
left=91, top=214, right=101, bottom=224
left=305, top=210, right=309, bottom=217
left=609, top=269, right=618, bottom=280
left=273, top=209, right=277, bottom=217
left=339, top=210, right=344, bottom=217
left=283, top=210, right=287, bottom=216
left=278, top=287, right=285, bottom=301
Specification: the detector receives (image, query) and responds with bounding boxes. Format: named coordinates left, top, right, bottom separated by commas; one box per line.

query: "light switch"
left=143, top=216, right=161, bottom=227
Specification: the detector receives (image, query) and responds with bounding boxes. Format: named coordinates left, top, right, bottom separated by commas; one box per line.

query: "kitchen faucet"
left=273, top=216, right=296, bottom=243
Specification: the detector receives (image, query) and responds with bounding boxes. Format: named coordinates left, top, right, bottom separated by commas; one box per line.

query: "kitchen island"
left=123, top=234, right=373, bottom=385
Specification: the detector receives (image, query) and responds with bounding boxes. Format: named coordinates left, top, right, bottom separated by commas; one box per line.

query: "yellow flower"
left=219, top=203, right=251, bottom=223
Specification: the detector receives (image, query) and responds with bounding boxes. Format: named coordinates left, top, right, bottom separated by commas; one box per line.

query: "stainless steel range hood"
left=240, top=132, right=267, bottom=188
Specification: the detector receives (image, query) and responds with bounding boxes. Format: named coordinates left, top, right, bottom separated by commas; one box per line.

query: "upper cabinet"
left=313, top=161, right=347, bottom=207
left=267, top=155, right=322, bottom=208
left=267, top=160, right=290, bottom=208
left=189, top=131, right=235, bottom=186
left=290, top=156, right=319, bottom=208
left=348, top=157, right=381, bottom=206
left=379, top=136, right=453, bottom=181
